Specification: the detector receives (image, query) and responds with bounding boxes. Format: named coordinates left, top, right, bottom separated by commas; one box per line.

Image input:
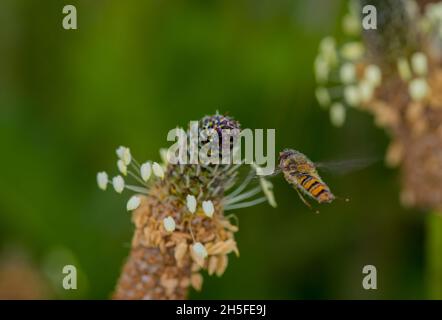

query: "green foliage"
left=0, top=0, right=426, bottom=299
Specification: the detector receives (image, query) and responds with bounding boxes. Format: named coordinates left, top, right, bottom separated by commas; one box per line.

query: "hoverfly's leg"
left=294, top=187, right=312, bottom=209
left=294, top=187, right=319, bottom=213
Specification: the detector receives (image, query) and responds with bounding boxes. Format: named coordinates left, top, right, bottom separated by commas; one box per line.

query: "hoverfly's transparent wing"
left=315, top=157, right=379, bottom=175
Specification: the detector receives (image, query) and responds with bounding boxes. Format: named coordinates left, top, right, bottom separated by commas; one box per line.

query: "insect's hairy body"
left=279, top=149, right=335, bottom=204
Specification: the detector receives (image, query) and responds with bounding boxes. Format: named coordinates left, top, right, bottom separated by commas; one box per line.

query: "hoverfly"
left=278, top=149, right=376, bottom=211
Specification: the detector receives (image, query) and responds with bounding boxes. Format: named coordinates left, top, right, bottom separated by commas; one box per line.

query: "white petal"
left=126, top=195, right=141, bottom=211
left=202, top=200, right=214, bottom=218
left=140, top=162, right=152, bottom=182
left=117, top=160, right=127, bottom=176
left=97, top=172, right=108, bottom=190
left=152, top=162, right=164, bottom=179
left=192, top=242, right=208, bottom=259
left=112, top=175, right=125, bottom=193
left=163, top=216, right=176, bottom=232
left=186, top=195, right=197, bottom=214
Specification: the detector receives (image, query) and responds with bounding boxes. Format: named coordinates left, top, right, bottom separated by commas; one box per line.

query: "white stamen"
left=152, top=162, right=164, bottom=179
left=122, top=148, right=131, bottom=165
left=315, top=87, right=331, bottom=108
left=397, top=58, right=412, bottom=81
left=163, top=216, right=176, bottom=232
left=97, top=172, right=108, bottom=191
left=319, top=37, right=337, bottom=66
left=330, top=103, right=346, bottom=127
left=260, top=178, right=277, bottom=208
left=126, top=195, right=141, bottom=211
left=192, top=242, right=208, bottom=259
left=202, top=201, right=214, bottom=218
left=116, top=146, right=131, bottom=165
left=340, top=42, right=365, bottom=61
left=159, top=148, right=169, bottom=165
left=342, top=14, right=361, bottom=36
left=116, top=146, right=125, bottom=159
left=409, top=78, right=430, bottom=101
left=140, top=162, right=152, bottom=182
left=411, top=52, right=428, bottom=76
left=365, top=65, right=382, bottom=87
left=314, top=55, right=330, bottom=83
left=112, top=175, right=125, bottom=194
left=186, top=195, right=197, bottom=214
left=344, top=85, right=361, bottom=107
left=117, top=160, right=127, bottom=176
left=358, top=80, right=374, bottom=103
left=340, top=62, right=356, bottom=84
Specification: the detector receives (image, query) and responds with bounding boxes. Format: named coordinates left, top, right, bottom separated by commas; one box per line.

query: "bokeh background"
left=0, top=0, right=427, bottom=299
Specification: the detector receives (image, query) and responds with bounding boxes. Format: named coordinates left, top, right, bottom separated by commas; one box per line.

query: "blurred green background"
left=0, top=0, right=426, bottom=299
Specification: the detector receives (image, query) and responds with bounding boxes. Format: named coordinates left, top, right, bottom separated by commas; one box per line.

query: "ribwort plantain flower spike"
left=97, top=113, right=278, bottom=299
left=313, top=0, right=442, bottom=209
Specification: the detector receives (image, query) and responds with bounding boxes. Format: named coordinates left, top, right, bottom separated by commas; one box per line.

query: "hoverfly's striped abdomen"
left=279, top=149, right=336, bottom=205
left=297, top=174, right=335, bottom=204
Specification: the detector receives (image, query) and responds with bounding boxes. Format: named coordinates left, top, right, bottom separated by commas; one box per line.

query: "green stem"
left=427, top=211, right=442, bottom=299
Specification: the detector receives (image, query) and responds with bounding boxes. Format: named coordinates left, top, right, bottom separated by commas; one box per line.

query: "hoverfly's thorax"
left=279, top=149, right=313, bottom=174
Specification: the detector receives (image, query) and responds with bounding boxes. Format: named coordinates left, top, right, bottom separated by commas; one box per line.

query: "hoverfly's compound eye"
left=279, top=149, right=295, bottom=161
